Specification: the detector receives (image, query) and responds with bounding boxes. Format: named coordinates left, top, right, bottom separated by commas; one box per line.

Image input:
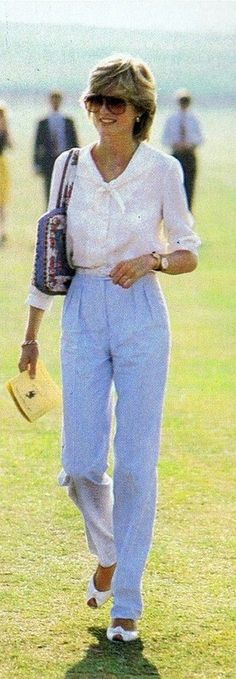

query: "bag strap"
left=56, top=147, right=79, bottom=209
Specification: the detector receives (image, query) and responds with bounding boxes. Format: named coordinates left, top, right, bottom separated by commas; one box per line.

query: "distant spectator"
left=0, top=102, right=13, bottom=245
left=162, top=89, right=205, bottom=209
left=34, top=90, right=79, bottom=204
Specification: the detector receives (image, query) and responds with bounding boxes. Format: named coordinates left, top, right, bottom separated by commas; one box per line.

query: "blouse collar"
left=79, top=141, right=146, bottom=187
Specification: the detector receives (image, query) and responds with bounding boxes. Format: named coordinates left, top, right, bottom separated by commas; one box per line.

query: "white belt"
left=75, top=266, right=112, bottom=278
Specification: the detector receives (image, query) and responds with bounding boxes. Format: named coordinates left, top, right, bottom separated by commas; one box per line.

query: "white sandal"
left=106, top=625, right=138, bottom=642
left=86, top=576, right=112, bottom=608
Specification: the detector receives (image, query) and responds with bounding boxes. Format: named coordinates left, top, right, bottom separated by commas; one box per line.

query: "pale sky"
left=0, top=0, right=236, bottom=33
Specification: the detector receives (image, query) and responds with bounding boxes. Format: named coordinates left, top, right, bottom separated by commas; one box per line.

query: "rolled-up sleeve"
left=25, top=284, right=54, bottom=311
left=26, top=152, right=69, bottom=311
left=163, top=159, right=201, bottom=254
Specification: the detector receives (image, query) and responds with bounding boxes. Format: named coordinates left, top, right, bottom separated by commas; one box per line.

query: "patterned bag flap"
left=32, top=148, right=79, bottom=295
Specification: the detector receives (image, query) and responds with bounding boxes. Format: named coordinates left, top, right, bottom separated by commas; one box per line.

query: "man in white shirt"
left=162, top=89, right=204, bottom=209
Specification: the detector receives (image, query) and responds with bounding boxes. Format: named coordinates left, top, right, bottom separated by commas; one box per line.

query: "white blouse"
left=27, top=141, right=201, bottom=310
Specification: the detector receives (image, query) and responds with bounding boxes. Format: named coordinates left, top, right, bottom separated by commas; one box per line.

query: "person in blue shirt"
left=162, top=89, right=205, bottom=209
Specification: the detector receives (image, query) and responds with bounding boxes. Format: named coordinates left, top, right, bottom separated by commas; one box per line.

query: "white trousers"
left=59, top=272, right=171, bottom=620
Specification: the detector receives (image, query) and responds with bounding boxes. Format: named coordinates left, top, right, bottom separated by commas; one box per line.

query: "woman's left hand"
left=110, top=254, right=154, bottom=288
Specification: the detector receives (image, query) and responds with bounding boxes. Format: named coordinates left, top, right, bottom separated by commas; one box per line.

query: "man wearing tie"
left=34, top=90, right=79, bottom=204
left=162, top=89, right=204, bottom=209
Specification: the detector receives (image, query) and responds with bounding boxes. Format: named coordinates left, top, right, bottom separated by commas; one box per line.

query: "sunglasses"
left=84, top=94, right=128, bottom=115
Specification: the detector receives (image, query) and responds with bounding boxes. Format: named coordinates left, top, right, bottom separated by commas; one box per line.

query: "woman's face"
left=90, top=89, right=138, bottom=141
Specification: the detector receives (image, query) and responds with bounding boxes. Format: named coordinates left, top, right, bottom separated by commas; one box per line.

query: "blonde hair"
left=82, top=54, right=157, bottom=141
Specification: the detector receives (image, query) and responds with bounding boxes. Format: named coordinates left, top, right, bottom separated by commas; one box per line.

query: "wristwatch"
left=160, top=256, right=169, bottom=271
left=151, top=251, right=161, bottom=270
left=151, top=252, right=169, bottom=271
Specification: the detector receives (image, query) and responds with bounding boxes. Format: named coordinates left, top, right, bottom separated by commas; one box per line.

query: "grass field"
left=0, top=105, right=235, bottom=678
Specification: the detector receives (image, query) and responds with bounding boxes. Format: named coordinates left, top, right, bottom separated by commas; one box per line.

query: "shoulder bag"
left=32, top=147, right=79, bottom=295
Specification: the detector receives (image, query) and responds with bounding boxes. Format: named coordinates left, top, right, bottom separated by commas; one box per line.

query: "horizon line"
left=0, top=19, right=235, bottom=36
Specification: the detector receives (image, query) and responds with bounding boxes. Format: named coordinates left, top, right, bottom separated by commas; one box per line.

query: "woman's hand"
left=18, top=307, right=44, bottom=377
left=18, top=341, right=39, bottom=379
left=110, top=254, right=154, bottom=288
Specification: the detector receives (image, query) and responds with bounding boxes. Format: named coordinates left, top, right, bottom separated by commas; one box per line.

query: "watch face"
left=161, top=257, right=169, bottom=270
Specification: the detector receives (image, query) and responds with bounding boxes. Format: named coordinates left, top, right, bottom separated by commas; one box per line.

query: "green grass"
left=0, top=106, right=235, bottom=678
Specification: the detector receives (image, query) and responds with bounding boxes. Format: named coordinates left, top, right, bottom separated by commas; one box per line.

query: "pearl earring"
left=136, top=116, right=140, bottom=122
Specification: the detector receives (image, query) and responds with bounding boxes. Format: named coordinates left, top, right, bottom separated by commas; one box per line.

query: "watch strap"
left=151, top=251, right=161, bottom=271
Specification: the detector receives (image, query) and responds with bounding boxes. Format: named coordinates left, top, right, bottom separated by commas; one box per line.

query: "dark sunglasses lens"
left=85, top=95, right=127, bottom=114
left=85, top=95, right=103, bottom=111
left=106, top=97, right=126, bottom=114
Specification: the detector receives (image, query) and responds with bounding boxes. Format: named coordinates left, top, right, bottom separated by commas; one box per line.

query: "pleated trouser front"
left=60, top=272, right=171, bottom=619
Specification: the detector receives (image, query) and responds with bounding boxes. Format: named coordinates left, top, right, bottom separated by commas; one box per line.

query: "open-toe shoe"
left=86, top=575, right=112, bottom=608
left=106, top=625, right=138, bottom=642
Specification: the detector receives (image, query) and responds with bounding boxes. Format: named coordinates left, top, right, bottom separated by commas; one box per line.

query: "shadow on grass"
left=64, top=625, right=161, bottom=678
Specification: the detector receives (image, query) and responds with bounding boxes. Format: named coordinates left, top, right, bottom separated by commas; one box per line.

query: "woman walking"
left=0, top=102, right=12, bottom=244
left=19, top=55, right=200, bottom=642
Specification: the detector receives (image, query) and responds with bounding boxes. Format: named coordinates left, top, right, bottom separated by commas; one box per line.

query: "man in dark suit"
left=34, top=90, right=79, bottom=204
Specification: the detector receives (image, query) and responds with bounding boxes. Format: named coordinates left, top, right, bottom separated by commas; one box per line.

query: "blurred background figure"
left=162, top=88, right=205, bottom=209
left=0, top=102, right=13, bottom=245
left=33, top=90, right=79, bottom=204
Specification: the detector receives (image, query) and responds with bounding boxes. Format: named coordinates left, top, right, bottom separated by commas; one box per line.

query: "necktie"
left=51, top=130, right=59, bottom=157
left=179, top=116, right=186, bottom=143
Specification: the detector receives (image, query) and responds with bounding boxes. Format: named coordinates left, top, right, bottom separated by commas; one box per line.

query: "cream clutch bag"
left=6, top=360, right=61, bottom=422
